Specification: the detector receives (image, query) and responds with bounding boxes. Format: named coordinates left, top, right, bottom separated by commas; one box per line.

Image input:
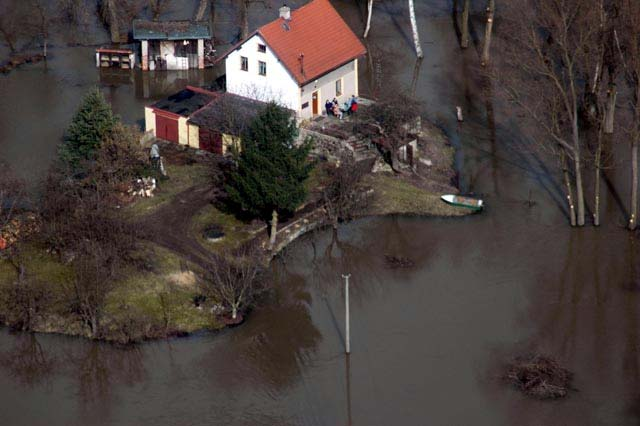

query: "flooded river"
left=1, top=1, right=640, bottom=425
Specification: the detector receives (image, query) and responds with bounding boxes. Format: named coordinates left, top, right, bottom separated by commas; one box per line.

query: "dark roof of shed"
left=188, top=93, right=270, bottom=135
left=133, top=20, right=211, bottom=40
left=151, top=87, right=216, bottom=117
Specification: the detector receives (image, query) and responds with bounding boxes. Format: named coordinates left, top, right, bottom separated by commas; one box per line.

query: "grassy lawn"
left=0, top=242, right=222, bottom=340
left=104, top=243, right=222, bottom=339
left=124, top=163, right=212, bottom=218
left=364, top=173, right=473, bottom=217
left=0, top=245, right=73, bottom=290
left=192, top=204, right=257, bottom=251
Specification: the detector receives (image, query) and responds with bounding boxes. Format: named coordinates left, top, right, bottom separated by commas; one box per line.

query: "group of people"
left=325, top=95, right=358, bottom=119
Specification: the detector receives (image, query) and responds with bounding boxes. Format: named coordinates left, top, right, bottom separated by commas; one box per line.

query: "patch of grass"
left=124, top=163, right=211, bottom=217
left=0, top=245, right=73, bottom=289
left=105, top=244, right=221, bottom=336
left=192, top=204, right=255, bottom=251
left=364, top=173, right=473, bottom=217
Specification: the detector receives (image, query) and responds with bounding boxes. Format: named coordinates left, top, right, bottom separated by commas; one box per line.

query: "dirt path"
left=136, top=184, right=217, bottom=270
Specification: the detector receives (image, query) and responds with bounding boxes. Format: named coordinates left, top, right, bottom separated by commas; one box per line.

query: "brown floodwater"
left=1, top=1, right=640, bottom=425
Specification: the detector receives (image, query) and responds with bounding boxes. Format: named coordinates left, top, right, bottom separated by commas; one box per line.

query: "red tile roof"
left=259, top=0, right=366, bottom=85
left=218, top=0, right=366, bottom=86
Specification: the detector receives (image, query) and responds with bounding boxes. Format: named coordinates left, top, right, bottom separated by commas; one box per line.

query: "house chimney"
left=298, top=53, right=305, bottom=77
left=279, top=4, right=291, bottom=20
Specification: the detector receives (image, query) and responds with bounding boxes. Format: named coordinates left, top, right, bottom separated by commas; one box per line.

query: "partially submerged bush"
left=384, top=254, right=415, bottom=269
left=505, top=354, right=573, bottom=399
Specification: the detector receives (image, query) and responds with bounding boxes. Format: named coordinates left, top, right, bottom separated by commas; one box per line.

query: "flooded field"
left=1, top=1, right=639, bottom=425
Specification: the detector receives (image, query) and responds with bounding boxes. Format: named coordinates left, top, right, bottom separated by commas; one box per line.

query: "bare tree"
left=408, top=0, right=423, bottom=58
left=461, top=0, right=470, bottom=49
left=28, top=0, right=53, bottom=58
left=91, top=123, right=147, bottom=197
left=204, top=244, right=268, bottom=320
left=481, top=0, right=495, bottom=66
left=0, top=1, right=26, bottom=54
left=618, top=0, right=640, bottom=230
left=364, top=0, right=374, bottom=38
left=68, top=241, right=118, bottom=338
left=0, top=162, right=24, bottom=233
left=495, top=0, right=603, bottom=226
left=360, top=93, right=421, bottom=171
left=322, top=154, right=370, bottom=230
left=149, top=0, right=173, bottom=21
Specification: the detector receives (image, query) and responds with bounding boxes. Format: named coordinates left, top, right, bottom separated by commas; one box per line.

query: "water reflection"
left=67, top=343, right=146, bottom=404
left=0, top=334, right=55, bottom=388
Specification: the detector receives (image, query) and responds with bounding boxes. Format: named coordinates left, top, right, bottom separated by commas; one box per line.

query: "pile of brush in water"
left=505, top=354, right=573, bottom=399
left=384, top=255, right=415, bottom=269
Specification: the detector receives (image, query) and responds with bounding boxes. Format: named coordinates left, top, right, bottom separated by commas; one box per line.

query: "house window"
left=335, top=79, right=342, bottom=96
left=258, top=60, right=267, bottom=76
left=240, top=56, right=248, bottom=71
left=258, top=44, right=266, bottom=53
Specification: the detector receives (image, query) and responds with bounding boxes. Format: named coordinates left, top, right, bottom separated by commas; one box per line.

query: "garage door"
left=199, top=128, right=223, bottom=154
left=155, top=113, right=179, bottom=143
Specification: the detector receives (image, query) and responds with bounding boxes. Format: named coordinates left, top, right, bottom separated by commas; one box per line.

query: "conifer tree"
left=59, top=88, right=118, bottom=171
left=226, top=102, right=313, bottom=248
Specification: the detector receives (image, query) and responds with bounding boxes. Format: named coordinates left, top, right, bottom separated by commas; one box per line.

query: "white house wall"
left=144, top=107, right=156, bottom=134
left=225, top=34, right=300, bottom=111
left=299, top=59, right=358, bottom=120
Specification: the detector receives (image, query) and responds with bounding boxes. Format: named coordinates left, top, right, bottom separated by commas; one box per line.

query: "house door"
left=155, top=114, right=179, bottom=143
left=312, top=91, right=319, bottom=115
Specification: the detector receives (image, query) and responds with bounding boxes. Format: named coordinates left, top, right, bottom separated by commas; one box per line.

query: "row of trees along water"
left=487, top=0, right=640, bottom=229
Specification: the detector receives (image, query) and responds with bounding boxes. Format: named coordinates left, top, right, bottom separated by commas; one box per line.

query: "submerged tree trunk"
left=561, top=149, right=577, bottom=227
left=364, top=0, right=373, bottom=38
left=269, top=209, right=278, bottom=249
left=195, top=0, right=207, bottom=20
left=594, top=130, right=603, bottom=226
left=630, top=136, right=639, bottom=230
left=408, top=0, right=423, bottom=58
left=574, top=153, right=585, bottom=226
left=461, top=0, right=470, bottom=49
left=106, top=0, right=120, bottom=43
left=604, top=84, right=617, bottom=134
left=481, top=0, right=495, bottom=66
left=210, top=0, right=216, bottom=38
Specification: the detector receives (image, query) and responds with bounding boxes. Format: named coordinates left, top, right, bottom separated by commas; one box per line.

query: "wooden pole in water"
left=342, top=274, right=351, bottom=354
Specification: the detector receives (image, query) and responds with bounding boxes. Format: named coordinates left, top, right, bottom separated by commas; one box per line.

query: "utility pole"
left=342, top=274, right=351, bottom=354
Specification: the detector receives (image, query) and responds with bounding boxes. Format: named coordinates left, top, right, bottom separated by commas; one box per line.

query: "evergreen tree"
left=226, top=102, right=314, bottom=247
left=59, top=88, right=118, bottom=171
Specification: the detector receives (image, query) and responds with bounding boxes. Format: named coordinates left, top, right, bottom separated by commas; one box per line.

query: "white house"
left=217, top=0, right=366, bottom=119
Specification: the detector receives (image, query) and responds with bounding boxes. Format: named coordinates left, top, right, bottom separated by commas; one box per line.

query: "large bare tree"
left=322, top=154, right=370, bottom=230
left=617, top=0, right=640, bottom=230
left=203, top=244, right=267, bottom=320
left=495, top=0, right=603, bottom=226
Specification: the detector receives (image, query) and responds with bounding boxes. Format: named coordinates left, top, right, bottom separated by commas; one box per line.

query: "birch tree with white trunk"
left=408, top=0, right=423, bottom=59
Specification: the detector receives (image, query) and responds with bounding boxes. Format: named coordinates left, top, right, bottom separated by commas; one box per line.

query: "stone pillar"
left=197, top=39, right=205, bottom=69
left=141, top=40, right=149, bottom=71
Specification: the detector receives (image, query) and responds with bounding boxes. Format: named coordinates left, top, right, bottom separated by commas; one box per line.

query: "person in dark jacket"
left=325, top=99, right=333, bottom=116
